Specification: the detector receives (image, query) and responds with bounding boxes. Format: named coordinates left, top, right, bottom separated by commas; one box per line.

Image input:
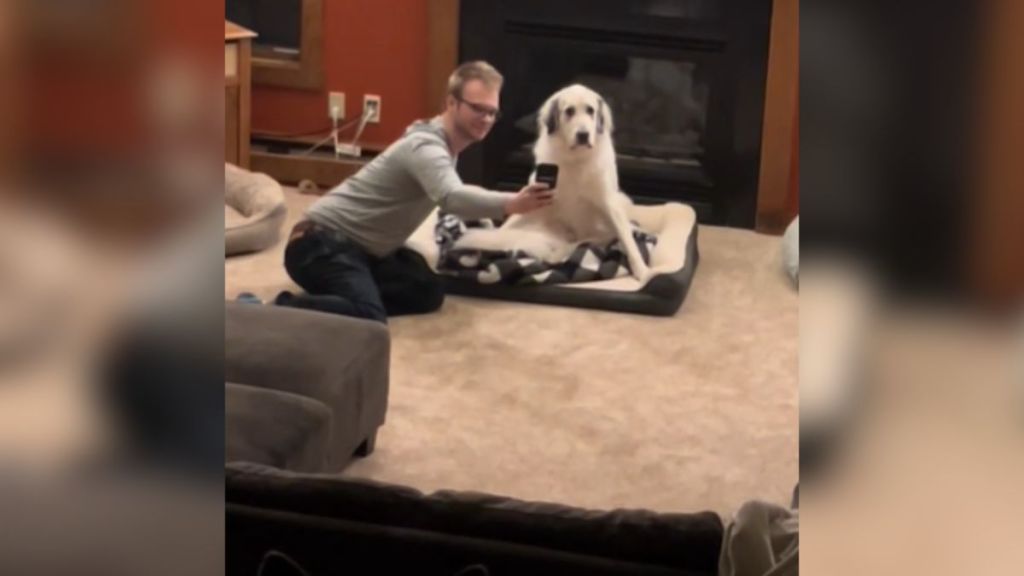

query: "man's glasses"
left=456, top=96, right=502, bottom=120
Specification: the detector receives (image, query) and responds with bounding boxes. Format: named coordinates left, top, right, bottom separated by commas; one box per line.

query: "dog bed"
left=225, top=163, right=288, bottom=256
left=435, top=213, right=659, bottom=285
left=406, top=202, right=699, bottom=316
left=783, top=216, right=799, bottom=287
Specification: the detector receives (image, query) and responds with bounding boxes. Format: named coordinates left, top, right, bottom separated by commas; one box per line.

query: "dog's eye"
left=585, top=105, right=595, bottom=116
left=565, top=106, right=575, bottom=118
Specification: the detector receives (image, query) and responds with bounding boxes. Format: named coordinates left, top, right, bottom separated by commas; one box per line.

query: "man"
left=273, top=61, right=552, bottom=322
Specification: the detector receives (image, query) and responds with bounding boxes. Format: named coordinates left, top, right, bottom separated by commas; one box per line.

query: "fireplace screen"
left=459, top=0, right=772, bottom=227
left=509, top=56, right=710, bottom=172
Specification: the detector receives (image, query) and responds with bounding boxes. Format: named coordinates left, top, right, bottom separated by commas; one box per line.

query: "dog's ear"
left=596, top=98, right=609, bottom=135
left=543, top=97, right=560, bottom=134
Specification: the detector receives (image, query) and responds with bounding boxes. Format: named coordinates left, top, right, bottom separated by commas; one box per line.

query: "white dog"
left=453, top=84, right=651, bottom=282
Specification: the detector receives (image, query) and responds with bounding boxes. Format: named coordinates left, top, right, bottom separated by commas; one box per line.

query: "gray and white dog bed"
left=782, top=216, right=799, bottom=287
left=435, top=212, right=658, bottom=286
left=225, top=163, right=288, bottom=256
left=407, top=203, right=699, bottom=316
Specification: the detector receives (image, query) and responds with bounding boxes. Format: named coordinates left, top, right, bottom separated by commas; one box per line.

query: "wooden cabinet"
left=225, top=21, right=256, bottom=168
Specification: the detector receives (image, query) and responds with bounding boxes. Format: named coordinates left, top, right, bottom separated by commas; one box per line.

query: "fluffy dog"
left=453, top=84, right=651, bottom=282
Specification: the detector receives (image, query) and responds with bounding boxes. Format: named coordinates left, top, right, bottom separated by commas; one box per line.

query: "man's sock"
left=235, top=292, right=263, bottom=305
left=273, top=291, right=295, bottom=306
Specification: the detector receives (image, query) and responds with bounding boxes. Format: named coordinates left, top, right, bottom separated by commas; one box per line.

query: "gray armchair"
left=225, top=302, right=389, bottom=472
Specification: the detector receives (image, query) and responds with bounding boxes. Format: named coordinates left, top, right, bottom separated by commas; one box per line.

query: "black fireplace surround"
left=458, top=0, right=773, bottom=228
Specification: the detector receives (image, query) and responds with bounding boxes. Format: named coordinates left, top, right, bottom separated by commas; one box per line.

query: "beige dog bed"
left=225, top=163, right=287, bottom=256
left=407, top=202, right=699, bottom=316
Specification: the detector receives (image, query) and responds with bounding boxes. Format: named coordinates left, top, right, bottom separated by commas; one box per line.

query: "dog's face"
left=538, top=84, right=612, bottom=152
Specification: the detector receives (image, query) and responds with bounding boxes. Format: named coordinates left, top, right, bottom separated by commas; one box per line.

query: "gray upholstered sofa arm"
left=225, top=302, right=390, bottom=471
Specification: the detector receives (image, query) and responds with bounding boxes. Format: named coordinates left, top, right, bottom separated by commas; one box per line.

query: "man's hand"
left=504, top=182, right=553, bottom=216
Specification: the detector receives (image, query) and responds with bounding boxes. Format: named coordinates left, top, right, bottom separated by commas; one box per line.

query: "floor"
left=226, top=188, right=799, bottom=517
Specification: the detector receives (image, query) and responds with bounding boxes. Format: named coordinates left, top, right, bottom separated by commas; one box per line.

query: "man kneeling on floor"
left=271, top=61, right=552, bottom=323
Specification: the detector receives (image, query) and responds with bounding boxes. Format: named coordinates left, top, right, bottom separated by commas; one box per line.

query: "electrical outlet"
left=328, top=92, right=345, bottom=121
left=363, top=94, right=381, bottom=123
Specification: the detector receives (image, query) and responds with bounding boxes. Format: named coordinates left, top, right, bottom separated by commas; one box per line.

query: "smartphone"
left=535, top=163, right=559, bottom=188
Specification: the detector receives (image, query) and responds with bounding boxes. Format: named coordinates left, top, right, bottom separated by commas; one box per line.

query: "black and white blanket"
left=434, top=213, right=657, bottom=285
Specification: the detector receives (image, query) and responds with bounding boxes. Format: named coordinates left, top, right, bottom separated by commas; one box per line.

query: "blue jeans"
left=279, top=222, right=444, bottom=323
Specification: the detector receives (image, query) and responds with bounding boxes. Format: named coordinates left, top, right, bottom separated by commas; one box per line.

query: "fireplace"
left=458, top=0, right=773, bottom=228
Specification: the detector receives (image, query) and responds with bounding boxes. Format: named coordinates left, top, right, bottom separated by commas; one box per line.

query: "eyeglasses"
left=456, top=96, right=502, bottom=120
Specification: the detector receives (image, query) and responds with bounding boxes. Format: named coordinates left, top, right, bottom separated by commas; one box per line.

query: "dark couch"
left=226, top=463, right=724, bottom=576
left=224, top=304, right=725, bottom=575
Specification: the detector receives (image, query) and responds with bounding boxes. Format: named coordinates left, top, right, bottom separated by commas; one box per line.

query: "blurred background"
left=801, top=0, right=1024, bottom=574
left=1, top=0, right=223, bottom=574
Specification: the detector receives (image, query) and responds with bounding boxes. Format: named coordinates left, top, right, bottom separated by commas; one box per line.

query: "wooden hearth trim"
left=972, top=0, right=1024, bottom=308
left=756, top=0, right=799, bottom=234
left=427, top=0, right=460, bottom=116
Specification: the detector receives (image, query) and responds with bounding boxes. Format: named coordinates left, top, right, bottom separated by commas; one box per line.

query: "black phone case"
left=535, top=163, right=559, bottom=187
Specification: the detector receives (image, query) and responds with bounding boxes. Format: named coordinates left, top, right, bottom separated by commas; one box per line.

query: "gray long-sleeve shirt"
left=304, top=117, right=509, bottom=257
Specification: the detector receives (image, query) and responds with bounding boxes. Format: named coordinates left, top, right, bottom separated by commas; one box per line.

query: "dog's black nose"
left=575, top=131, right=590, bottom=145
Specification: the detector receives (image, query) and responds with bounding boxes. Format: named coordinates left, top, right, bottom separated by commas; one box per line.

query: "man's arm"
left=405, top=137, right=507, bottom=220
left=405, top=137, right=552, bottom=219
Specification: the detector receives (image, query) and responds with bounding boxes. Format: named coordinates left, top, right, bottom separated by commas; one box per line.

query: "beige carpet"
left=226, top=188, right=798, bottom=517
